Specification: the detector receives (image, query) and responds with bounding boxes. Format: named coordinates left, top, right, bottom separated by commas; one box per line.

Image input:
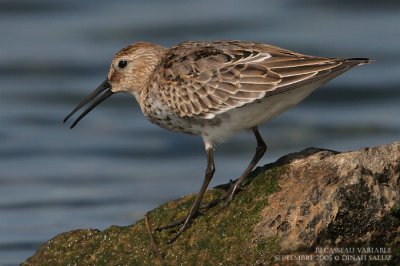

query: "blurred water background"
left=0, top=0, right=399, bottom=264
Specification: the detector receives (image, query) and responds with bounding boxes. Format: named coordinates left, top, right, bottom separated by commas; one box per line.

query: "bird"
left=64, top=40, right=370, bottom=242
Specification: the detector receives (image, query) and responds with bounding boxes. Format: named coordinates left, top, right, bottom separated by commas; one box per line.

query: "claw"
left=155, top=216, right=187, bottom=232
left=167, top=226, right=186, bottom=244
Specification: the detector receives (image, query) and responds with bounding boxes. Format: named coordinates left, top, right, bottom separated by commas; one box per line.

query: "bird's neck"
left=133, top=45, right=167, bottom=105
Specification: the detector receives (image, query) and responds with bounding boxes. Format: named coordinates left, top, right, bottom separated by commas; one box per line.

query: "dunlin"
left=64, top=41, right=370, bottom=242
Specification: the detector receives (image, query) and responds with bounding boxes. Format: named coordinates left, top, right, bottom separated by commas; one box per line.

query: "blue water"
left=1, top=1, right=399, bottom=265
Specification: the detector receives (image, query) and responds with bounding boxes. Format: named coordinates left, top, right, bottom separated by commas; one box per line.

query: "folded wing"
left=153, top=41, right=368, bottom=119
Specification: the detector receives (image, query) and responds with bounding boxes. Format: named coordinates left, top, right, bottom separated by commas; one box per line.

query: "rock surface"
left=22, top=142, right=400, bottom=265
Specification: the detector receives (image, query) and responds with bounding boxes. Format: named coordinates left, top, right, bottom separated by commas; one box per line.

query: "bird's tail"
left=345, top=58, right=374, bottom=66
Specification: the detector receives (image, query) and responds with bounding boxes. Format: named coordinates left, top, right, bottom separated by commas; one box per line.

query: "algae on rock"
left=22, top=142, right=400, bottom=265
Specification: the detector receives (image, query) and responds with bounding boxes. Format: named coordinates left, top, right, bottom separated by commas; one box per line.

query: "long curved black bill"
left=64, top=79, right=114, bottom=129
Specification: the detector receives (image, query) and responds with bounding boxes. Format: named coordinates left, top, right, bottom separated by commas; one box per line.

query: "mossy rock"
left=22, top=164, right=283, bottom=265
left=22, top=142, right=400, bottom=265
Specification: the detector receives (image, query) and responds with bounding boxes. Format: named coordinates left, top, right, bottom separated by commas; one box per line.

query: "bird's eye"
left=118, top=60, right=127, bottom=69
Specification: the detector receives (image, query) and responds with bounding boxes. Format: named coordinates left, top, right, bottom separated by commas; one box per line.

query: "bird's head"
left=64, top=42, right=166, bottom=128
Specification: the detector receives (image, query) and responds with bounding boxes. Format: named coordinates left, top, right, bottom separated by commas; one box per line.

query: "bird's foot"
left=166, top=224, right=189, bottom=244
left=155, top=211, right=201, bottom=243
left=154, top=216, right=187, bottom=231
left=202, top=179, right=244, bottom=210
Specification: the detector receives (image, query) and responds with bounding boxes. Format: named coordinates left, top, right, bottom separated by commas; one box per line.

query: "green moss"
left=23, top=164, right=285, bottom=265
left=390, top=203, right=400, bottom=218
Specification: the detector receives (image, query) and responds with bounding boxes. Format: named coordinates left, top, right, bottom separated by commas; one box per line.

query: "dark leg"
left=205, top=126, right=266, bottom=208
left=226, top=126, right=266, bottom=202
left=156, top=147, right=215, bottom=243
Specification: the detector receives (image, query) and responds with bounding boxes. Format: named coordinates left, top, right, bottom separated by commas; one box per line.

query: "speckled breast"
left=141, top=88, right=198, bottom=135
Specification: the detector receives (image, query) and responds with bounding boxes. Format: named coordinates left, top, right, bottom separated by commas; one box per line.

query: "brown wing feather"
left=153, top=41, right=367, bottom=118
